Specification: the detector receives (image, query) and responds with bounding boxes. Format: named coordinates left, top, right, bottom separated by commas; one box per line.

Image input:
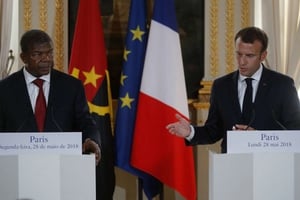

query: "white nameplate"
left=0, top=132, right=82, bottom=155
left=227, top=130, right=300, bottom=153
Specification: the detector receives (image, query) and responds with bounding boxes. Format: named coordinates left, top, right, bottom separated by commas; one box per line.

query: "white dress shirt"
left=237, top=65, right=262, bottom=111
left=23, top=67, right=50, bottom=112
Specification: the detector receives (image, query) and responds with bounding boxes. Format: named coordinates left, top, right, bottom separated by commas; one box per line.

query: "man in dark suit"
left=0, top=29, right=101, bottom=163
left=166, top=26, right=300, bottom=153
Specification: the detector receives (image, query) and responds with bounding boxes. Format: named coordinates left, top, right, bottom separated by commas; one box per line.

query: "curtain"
left=260, top=0, right=300, bottom=94
left=0, top=0, right=14, bottom=79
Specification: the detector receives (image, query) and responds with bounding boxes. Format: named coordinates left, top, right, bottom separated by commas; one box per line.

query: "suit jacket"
left=0, top=68, right=100, bottom=144
left=188, top=66, right=300, bottom=152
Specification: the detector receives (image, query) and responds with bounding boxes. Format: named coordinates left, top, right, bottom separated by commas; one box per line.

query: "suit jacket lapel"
left=47, top=69, right=56, bottom=109
left=231, top=71, right=242, bottom=116
left=254, top=66, right=271, bottom=104
left=16, top=70, right=35, bottom=114
left=14, top=69, right=38, bottom=131
left=45, top=69, right=58, bottom=130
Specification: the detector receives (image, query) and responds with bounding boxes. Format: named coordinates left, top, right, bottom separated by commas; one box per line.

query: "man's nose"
left=239, top=55, right=247, bottom=65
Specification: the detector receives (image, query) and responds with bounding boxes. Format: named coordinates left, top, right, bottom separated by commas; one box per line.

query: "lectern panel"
left=0, top=156, right=18, bottom=200
left=209, top=152, right=300, bottom=200
left=0, top=155, right=95, bottom=200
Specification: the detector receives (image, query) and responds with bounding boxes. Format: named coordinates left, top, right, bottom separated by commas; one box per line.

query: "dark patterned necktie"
left=33, top=79, right=46, bottom=132
left=242, top=78, right=253, bottom=124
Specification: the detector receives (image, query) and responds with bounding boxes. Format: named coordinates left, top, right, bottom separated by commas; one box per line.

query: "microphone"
left=51, top=106, right=63, bottom=132
left=271, top=109, right=287, bottom=130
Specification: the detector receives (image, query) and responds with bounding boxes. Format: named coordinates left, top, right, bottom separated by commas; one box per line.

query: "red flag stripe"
left=132, top=92, right=196, bottom=200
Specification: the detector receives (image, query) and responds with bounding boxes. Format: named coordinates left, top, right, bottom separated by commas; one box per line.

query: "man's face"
left=235, top=38, right=267, bottom=77
left=21, top=42, right=54, bottom=77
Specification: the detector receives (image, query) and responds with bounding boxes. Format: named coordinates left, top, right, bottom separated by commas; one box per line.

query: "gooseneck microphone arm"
left=51, top=106, right=63, bottom=132
left=271, top=109, right=287, bottom=130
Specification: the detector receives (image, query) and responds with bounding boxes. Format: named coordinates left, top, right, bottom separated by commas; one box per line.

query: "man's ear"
left=20, top=52, right=27, bottom=64
left=260, top=50, right=267, bottom=61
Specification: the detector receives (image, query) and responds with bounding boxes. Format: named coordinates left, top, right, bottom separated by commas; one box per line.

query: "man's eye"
left=32, top=52, right=41, bottom=56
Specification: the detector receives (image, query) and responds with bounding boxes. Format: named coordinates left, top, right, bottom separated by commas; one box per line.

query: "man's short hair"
left=20, top=29, right=52, bottom=53
left=234, top=26, right=268, bottom=53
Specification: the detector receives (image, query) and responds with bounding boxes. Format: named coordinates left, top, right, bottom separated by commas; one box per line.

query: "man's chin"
left=239, top=69, right=250, bottom=77
left=39, top=67, right=51, bottom=75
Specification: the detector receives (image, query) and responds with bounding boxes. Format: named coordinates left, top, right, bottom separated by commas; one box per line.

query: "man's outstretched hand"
left=166, top=114, right=191, bottom=137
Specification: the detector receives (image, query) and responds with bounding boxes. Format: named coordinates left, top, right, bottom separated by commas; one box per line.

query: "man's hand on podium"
left=233, top=124, right=255, bottom=131
left=83, top=138, right=101, bottom=165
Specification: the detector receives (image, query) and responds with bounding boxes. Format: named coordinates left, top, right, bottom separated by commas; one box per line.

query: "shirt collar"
left=238, top=64, right=263, bottom=82
left=23, top=67, right=51, bottom=84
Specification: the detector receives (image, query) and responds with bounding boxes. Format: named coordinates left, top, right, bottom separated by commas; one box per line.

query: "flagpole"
left=159, top=187, right=164, bottom=200
left=138, top=178, right=143, bottom=200
left=138, top=178, right=165, bottom=200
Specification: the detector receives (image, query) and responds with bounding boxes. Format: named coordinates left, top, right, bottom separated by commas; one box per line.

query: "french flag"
left=131, top=0, right=197, bottom=199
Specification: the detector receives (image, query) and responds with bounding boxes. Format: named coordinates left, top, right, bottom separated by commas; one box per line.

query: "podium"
left=209, top=151, right=300, bottom=200
left=209, top=130, right=300, bottom=200
left=0, top=154, right=95, bottom=200
left=0, top=132, right=95, bottom=200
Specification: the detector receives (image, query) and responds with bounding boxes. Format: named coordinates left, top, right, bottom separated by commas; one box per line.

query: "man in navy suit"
left=0, top=29, right=101, bottom=163
left=166, top=26, right=300, bottom=153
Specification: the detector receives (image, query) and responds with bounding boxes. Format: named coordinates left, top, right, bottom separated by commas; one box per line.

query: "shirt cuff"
left=185, top=125, right=195, bottom=141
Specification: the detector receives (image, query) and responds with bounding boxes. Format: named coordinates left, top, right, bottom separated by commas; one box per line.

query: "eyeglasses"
left=30, top=50, right=54, bottom=60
